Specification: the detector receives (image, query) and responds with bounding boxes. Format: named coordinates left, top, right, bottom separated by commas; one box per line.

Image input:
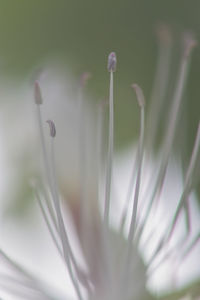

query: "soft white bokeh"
left=114, top=147, right=200, bottom=294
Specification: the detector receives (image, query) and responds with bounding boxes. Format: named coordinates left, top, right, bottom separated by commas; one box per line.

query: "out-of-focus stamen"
left=146, top=24, right=172, bottom=151
left=137, top=33, right=197, bottom=242
left=104, top=52, right=116, bottom=227
left=120, top=84, right=145, bottom=300
left=166, top=122, right=200, bottom=243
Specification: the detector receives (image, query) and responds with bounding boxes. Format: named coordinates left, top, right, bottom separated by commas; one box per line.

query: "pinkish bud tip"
left=131, top=83, right=145, bottom=108
left=80, top=72, right=92, bottom=87
left=156, top=23, right=172, bottom=45
left=107, top=52, right=117, bottom=72
left=46, top=120, right=56, bottom=138
left=34, top=81, right=43, bottom=105
left=183, top=32, right=197, bottom=59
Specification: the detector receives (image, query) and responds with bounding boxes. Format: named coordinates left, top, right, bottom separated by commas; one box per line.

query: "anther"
left=107, top=52, right=117, bottom=72
left=156, top=23, right=172, bottom=46
left=46, top=120, right=56, bottom=138
left=80, top=72, right=92, bottom=88
left=131, top=84, right=145, bottom=108
left=34, top=80, right=43, bottom=105
left=183, top=32, right=197, bottom=59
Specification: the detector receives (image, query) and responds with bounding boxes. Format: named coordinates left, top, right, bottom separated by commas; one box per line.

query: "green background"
left=0, top=0, right=199, bottom=148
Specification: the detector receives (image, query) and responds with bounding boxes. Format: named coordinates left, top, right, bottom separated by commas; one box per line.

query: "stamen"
left=46, top=120, right=56, bottom=138
left=184, top=200, right=191, bottom=237
left=80, top=72, right=91, bottom=88
left=119, top=148, right=138, bottom=233
left=34, top=188, right=63, bottom=257
left=47, top=123, right=84, bottom=300
left=34, top=81, right=43, bottom=105
left=31, top=175, right=60, bottom=234
left=107, top=52, right=117, bottom=72
left=34, top=81, right=52, bottom=192
left=120, top=84, right=145, bottom=299
left=78, top=72, right=91, bottom=241
left=104, top=52, right=116, bottom=227
left=146, top=24, right=172, bottom=150
left=35, top=187, right=91, bottom=293
left=119, top=87, right=144, bottom=233
left=145, top=122, right=200, bottom=268
left=183, top=32, right=197, bottom=59
left=96, top=101, right=116, bottom=296
left=132, top=84, right=146, bottom=108
left=166, top=122, right=200, bottom=243
left=97, top=101, right=105, bottom=205
left=137, top=33, right=197, bottom=241
left=127, top=84, right=145, bottom=246
left=42, top=187, right=59, bottom=234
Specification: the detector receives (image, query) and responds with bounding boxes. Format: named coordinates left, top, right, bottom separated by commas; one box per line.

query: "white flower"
left=0, top=27, right=199, bottom=300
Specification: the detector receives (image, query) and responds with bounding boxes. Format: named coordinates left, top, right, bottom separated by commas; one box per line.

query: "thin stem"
left=49, top=137, right=84, bottom=300
left=128, top=108, right=145, bottom=243
left=166, top=122, right=200, bottom=243
left=97, top=102, right=105, bottom=205
left=36, top=105, right=52, bottom=192
left=42, top=188, right=59, bottom=234
left=119, top=147, right=139, bottom=234
left=184, top=199, right=191, bottom=236
left=78, top=80, right=88, bottom=232
left=104, top=70, right=114, bottom=227
left=34, top=189, right=63, bottom=257
left=119, top=84, right=145, bottom=300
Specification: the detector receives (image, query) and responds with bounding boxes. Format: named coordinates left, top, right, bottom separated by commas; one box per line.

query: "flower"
left=0, top=27, right=199, bottom=300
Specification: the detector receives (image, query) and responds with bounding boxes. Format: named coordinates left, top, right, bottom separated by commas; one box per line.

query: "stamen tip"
left=34, top=80, right=43, bottom=105
left=183, top=32, right=197, bottom=59
left=156, top=23, right=172, bottom=45
left=131, top=83, right=145, bottom=108
left=80, top=72, right=92, bottom=87
left=46, top=120, right=56, bottom=138
left=107, top=52, right=117, bottom=72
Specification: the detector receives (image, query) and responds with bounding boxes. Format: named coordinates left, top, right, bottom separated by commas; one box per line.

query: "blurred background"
left=0, top=0, right=198, bottom=144
left=0, top=0, right=199, bottom=147
left=0, top=0, right=199, bottom=299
